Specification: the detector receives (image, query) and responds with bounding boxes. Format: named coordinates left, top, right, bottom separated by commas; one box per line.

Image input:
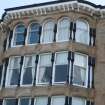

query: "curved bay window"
left=57, top=17, right=70, bottom=42
left=75, top=20, right=89, bottom=45
left=27, top=23, right=40, bottom=44
left=12, top=24, right=25, bottom=46
left=41, top=20, right=54, bottom=43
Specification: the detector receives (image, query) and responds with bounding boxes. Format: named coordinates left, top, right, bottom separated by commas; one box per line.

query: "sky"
left=0, top=0, right=105, bottom=19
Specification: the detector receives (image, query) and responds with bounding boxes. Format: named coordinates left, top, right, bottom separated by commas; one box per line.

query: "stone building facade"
left=0, top=0, right=105, bottom=105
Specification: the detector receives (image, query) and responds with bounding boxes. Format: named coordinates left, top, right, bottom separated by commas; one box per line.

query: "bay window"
left=72, top=53, right=88, bottom=87
left=57, top=18, right=70, bottom=42
left=41, top=20, right=54, bottom=43
left=27, top=23, right=40, bottom=44
left=75, top=20, right=89, bottom=45
left=5, top=56, right=21, bottom=87
left=36, top=53, right=52, bottom=85
left=53, top=52, right=68, bottom=84
left=20, top=55, right=36, bottom=86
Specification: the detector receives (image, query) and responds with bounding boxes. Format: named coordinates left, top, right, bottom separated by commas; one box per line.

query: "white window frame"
left=72, top=52, right=88, bottom=88
left=6, top=35, right=9, bottom=50
left=51, top=96, right=65, bottom=105
left=0, top=64, right=5, bottom=89
left=20, top=55, right=36, bottom=87
left=26, top=22, right=40, bottom=45
left=75, top=19, right=89, bottom=45
left=18, top=97, right=31, bottom=105
left=5, top=56, right=21, bottom=88
left=72, top=97, right=86, bottom=105
left=36, top=53, right=52, bottom=86
left=34, top=96, right=48, bottom=105
left=52, top=51, right=68, bottom=85
left=56, top=17, right=70, bottom=42
left=40, top=19, right=55, bottom=44
left=11, top=24, right=25, bottom=47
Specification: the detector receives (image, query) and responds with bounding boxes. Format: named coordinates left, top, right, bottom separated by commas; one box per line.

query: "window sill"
left=72, top=83, right=87, bottom=88
left=5, top=85, right=18, bottom=88
left=11, top=45, right=24, bottom=48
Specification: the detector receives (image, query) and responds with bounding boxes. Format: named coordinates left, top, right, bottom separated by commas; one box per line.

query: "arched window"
left=27, top=23, right=40, bottom=44
left=41, top=20, right=54, bottom=43
left=13, top=24, right=25, bottom=46
left=75, top=20, right=89, bottom=44
left=57, top=18, right=70, bottom=42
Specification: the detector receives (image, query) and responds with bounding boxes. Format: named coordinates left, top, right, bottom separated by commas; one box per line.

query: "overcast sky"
left=0, top=0, right=105, bottom=19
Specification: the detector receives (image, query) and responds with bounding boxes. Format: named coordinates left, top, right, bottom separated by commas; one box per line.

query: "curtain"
left=40, top=54, right=51, bottom=66
left=9, top=57, right=21, bottom=69
left=38, top=54, right=52, bottom=83
left=72, top=97, right=85, bottom=105
left=56, top=52, right=68, bottom=65
left=58, top=18, right=70, bottom=41
left=51, top=96, right=65, bottom=105
left=35, top=97, right=48, bottom=105
left=75, top=20, right=89, bottom=44
left=73, top=54, right=87, bottom=85
left=42, top=21, right=54, bottom=43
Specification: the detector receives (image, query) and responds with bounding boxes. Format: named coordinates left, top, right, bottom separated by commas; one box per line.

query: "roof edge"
left=4, top=0, right=105, bottom=12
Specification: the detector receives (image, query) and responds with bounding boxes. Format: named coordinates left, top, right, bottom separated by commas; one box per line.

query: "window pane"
left=51, top=96, right=65, bottom=105
left=42, top=21, right=54, bottom=43
left=38, top=66, right=52, bottom=83
left=9, top=57, right=21, bottom=69
left=16, top=25, right=25, bottom=32
left=35, top=97, right=47, bottom=105
left=72, top=97, right=85, bottom=105
left=73, top=66, right=86, bottom=86
left=28, top=23, right=39, bottom=44
left=22, top=67, right=33, bottom=84
left=15, top=33, right=24, bottom=45
left=10, top=69, right=20, bottom=85
left=24, top=56, right=33, bottom=67
left=55, top=65, right=68, bottom=82
left=40, top=54, right=51, bottom=66
left=56, top=52, right=68, bottom=64
left=74, top=54, right=87, bottom=67
left=28, top=32, right=39, bottom=44
left=4, top=99, right=17, bottom=105
left=20, top=98, right=30, bottom=105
